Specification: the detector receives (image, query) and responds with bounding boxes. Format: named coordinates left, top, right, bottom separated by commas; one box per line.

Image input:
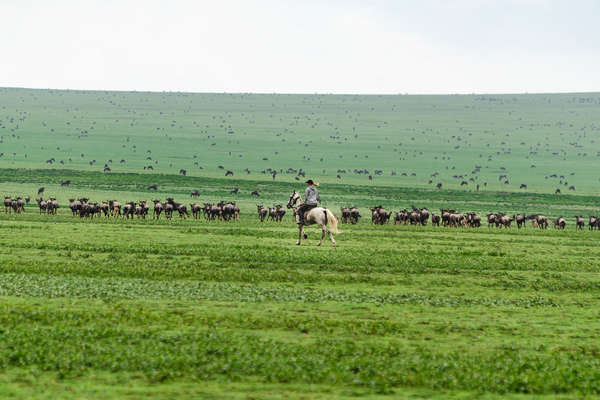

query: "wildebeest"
left=340, top=207, right=351, bottom=224
left=575, top=216, right=585, bottom=230
left=431, top=213, right=441, bottom=226
left=122, top=202, right=136, bottom=219
left=465, top=212, right=481, bottom=228
left=275, top=205, right=286, bottom=221
left=251, top=190, right=260, bottom=196
left=257, top=205, right=268, bottom=222
left=341, top=207, right=360, bottom=224
left=152, top=200, right=163, bottom=219
left=371, top=206, right=391, bottom=225
left=37, top=187, right=45, bottom=195
left=220, top=202, right=238, bottom=221
left=589, top=216, right=599, bottom=230
left=61, top=180, right=71, bottom=186
left=498, top=214, right=512, bottom=228
left=554, top=216, right=566, bottom=230
left=68, top=199, right=81, bottom=216
left=190, top=203, right=202, bottom=219
left=4, top=196, right=11, bottom=213
left=109, top=200, right=121, bottom=216
left=166, top=198, right=188, bottom=218
left=529, top=214, right=549, bottom=229
left=514, top=214, right=527, bottom=229
left=147, top=184, right=158, bottom=191
left=230, top=188, right=239, bottom=195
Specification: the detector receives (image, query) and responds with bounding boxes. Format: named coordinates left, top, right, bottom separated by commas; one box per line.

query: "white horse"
left=286, top=191, right=340, bottom=247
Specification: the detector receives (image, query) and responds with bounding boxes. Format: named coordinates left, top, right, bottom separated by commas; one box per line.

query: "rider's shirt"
left=305, top=186, right=319, bottom=205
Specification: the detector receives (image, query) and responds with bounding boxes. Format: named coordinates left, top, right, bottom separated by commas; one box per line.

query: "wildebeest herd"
left=4, top=194, right=600, bottom=231
left=364, top=206, right=600, bottom=230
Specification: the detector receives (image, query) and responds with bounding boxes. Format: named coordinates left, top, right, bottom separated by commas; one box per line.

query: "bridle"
left=287, top=191, right=301, bottom=210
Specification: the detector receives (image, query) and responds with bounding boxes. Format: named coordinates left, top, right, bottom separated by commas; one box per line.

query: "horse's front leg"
left=297, top=224, right=303, bottom=245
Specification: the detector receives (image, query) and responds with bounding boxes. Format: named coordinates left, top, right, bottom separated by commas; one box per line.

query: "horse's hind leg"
left=317, top=226, right=325, bottom=246
left=297, top=225, right=303, bottom=245
left=328, top=230, right=337, bottom=247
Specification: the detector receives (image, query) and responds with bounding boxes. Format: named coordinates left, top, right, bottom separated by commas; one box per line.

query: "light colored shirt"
left=305, top=186, right=320, bottom=205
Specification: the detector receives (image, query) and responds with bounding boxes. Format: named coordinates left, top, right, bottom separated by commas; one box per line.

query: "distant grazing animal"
left=61, top=180, right=71, bottom=186
left=190, top=190, right=200, bottom=197
left=251, top=190, right=260, bottom=196
left=37, top=187, right=45, bottom=195
left=147, top=184, right=158, bottom=190
left=575, top=216, right=585, bottom=230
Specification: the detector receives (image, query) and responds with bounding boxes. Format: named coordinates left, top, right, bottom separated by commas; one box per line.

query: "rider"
left=297, top=179, right=320, bottom=225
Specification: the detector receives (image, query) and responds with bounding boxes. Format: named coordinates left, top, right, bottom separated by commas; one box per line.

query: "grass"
left=2, top=88, right=600, bottom=398
left=2, top=88, right=600, bottom=193
left=1, top=202, right=600, bottom=398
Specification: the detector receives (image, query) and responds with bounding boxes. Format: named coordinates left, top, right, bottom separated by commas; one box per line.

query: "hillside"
left=2, top=88, right=600, bottom=194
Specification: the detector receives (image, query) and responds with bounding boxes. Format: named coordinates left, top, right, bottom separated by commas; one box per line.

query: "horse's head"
left=287, top=191, right=300, bottom=209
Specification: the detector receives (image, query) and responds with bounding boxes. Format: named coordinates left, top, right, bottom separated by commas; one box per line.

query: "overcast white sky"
left=1, top=0, right=599, bottom=94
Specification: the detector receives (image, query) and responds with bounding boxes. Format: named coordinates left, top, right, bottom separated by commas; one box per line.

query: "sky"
left=1, top=0, right=599, bottom=94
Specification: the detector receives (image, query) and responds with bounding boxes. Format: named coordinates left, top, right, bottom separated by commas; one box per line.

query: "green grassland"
left=1, top=88, right=600, bottom=193
left=2, top=88, right=600, bottom=399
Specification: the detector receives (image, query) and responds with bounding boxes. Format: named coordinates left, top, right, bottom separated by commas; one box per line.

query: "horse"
left=286, top=190, right=340, bottom=247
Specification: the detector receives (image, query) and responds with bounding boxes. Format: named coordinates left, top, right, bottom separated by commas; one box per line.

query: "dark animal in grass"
left=152, top=200, right=163, bottom=219
left=589, top=216, right=599, bottom=230
left=514, top=214, right=527, bottom=229
left=575, top=216, right=585, bottom=230
left=251, top=190, right=260, bottom=196
left=38, top=187, right=45, bottom=195
left=340, top=207, right=350, bottom=224
left=190, top=203, right=203, bottom=219
left=230, top=188, right=239, bottom=195
left=166, top=198, right=188, bottom=218
left=61, top=180, right=71, bottom=186
left=147, top=184, right=158, bottom=190
left=257, top=205, right=268, bottom=222
left=554, top=216, right=566, bottom=230
left=4, top=196, right=12, bottom=213
left=179, top=169, right=187, bottom=176
left=190, top=190, right=200, bottom=197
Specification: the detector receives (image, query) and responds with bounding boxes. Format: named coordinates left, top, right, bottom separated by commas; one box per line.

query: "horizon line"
left=2, top=86, right=600, bottom=97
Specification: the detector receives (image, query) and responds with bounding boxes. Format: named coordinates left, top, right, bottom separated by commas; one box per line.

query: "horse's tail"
left=325, top=209, right=340, bottom=234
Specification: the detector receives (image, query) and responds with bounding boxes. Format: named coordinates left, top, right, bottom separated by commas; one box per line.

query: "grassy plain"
left=1, top=88, right=600, bottom=192
left=1, top=169, right=600, bottom=398
left=2, top=88, right=600, bottom=398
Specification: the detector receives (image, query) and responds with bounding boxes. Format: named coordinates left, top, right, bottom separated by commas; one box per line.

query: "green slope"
left=2, top=88, right=600, bottom=193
